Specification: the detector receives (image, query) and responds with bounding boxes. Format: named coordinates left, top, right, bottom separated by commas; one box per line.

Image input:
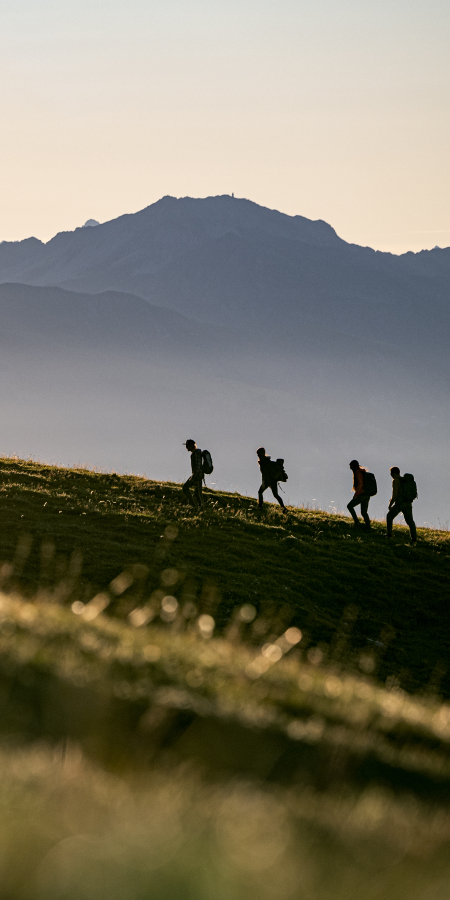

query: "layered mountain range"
left=1, top=196, right=449, bottom=525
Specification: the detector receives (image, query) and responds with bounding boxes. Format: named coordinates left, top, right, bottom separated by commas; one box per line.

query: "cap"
left=184, top=439, right=196, bottom=449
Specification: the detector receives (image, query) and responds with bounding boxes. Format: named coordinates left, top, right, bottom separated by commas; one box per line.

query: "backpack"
left=400, top=473, right=417, bottom=503
left=273, top=458, right=288, bottom=483
left=201, top=450, right=214, bottom=476
left=363, top=471, right=377, bottom=496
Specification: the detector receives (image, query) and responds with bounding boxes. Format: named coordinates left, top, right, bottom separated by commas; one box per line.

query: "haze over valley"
left=1, top=195, right=449, bottom=526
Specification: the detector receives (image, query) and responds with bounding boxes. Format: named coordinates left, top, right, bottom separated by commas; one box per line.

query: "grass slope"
left=0, top=456, right=449, bottom=697
left=2, top=741, right=450, bottom=900
left=1, top=457, right=450, bottom=896
left=1, top=588, right=450, bottom=788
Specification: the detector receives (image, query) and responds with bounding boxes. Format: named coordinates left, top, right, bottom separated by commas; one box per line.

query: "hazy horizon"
left=2, top=344, right=448, bottom=531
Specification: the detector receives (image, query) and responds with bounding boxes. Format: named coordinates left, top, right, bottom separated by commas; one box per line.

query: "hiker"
left=347, top=459, right=373, bottom=529
left=182, top=439, right=204, bottom=509
left=386, top=467, right=417, bottom=543
left=257, top=447, right=287, bottom=512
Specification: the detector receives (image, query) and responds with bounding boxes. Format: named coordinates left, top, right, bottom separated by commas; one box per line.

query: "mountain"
left=1, top=195, right=450, bottom=354
left=0, top=282, right=233, bottom=357
left=0, top=196, right=449, bottom=526
left=0, top=196, right=341, bottom=294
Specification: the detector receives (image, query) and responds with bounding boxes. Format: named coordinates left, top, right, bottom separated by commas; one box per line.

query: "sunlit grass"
left=0, top=742, right=450, bottom=900
left=0, top=586, right=449, bottom=897
left=0, top=739, right=450, bottom=899
left=1, top=587, right=450, bottom=788
left=0, top=455, right=449, bottom=698
left=0, top=456, right=449, bottom=894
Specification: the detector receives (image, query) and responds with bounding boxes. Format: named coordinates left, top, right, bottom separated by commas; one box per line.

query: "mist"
left=1, top=196, right=449, bottom=528
left=1, top=342, right=448, bottom=529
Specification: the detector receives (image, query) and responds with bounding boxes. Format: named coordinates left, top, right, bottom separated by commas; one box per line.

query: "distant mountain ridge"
left=0, top=282, right=232, bottom=358
left=1, top=195, right=449, bottom=353
left=0, top=195, right=341, bottom=286
left=1, top=196, right=450, bottom=527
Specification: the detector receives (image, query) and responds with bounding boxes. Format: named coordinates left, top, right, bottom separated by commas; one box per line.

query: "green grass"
left=1, top=585, right=450, bottom=898
left=1, top=742, right=450, bottom=900
left=1, top=588, right=450, bottom=786
left=1, top=455, right=449, bottom=697
left=1, top=456, right=450, bottom=895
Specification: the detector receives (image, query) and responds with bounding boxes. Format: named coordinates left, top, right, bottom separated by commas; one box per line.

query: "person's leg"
left=402, top=503, right=417, bottom=542
left=360, top=496, right=371, bottom=528
left=258, top=483, right=266, bottom=508
left=182, top=476, right=196, bottom=507
left=269, top=482, right=286, bottom=510
left=194, top=477, right=203, bottom=509
left=386, top=502, right=400, bottom=537
left=347, top=495, right=362, bottom=524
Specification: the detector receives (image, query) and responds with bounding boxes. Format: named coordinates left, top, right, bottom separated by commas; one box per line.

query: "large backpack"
left=363, top=471, right=378, bottom=496
left=201, top=450, right=214, bottom=475
left=401, top=473, right=418, bottom=503
left=273, top=458, right=288, bottom=483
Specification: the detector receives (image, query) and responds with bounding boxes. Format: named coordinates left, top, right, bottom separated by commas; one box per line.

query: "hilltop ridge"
left=1, top=454, right=450, bottom=895
left=0, top=455, right=448, bottom=698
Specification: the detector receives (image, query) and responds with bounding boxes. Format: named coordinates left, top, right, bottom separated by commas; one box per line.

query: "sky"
left=1, top=0, right=449, bottom=253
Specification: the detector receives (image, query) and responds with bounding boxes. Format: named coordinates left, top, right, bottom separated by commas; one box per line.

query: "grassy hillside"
left=1, top=456, right=450, bottom=897
left=0, top=456, right=449, bottom=697
left=2, top=739, right=450, bottom=900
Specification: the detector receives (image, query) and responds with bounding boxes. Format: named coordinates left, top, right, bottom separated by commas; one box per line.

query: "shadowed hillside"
left=1, top=456, right=450, bottom=897
left=1, top=456, right=449, bottom=698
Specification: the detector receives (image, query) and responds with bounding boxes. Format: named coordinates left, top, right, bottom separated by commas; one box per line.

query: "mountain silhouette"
left=1, top=195, right=450, bottom=360
left=0, top=282, right=233, bottom=357
left=0, top=196, right=449, bottom=525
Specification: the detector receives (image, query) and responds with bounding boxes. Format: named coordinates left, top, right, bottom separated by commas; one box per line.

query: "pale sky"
left=1, top=0, right=449, bottom=253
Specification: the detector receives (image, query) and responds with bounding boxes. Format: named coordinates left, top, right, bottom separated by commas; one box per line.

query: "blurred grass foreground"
left=0, top=456, right=450, bottom=898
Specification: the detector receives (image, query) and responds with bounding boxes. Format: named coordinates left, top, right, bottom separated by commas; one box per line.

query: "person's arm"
left=259, top=457, right=270, bottom=484
left=389, top=476, right=399, bottom=509
left=192, top=449, right=203, bottom=477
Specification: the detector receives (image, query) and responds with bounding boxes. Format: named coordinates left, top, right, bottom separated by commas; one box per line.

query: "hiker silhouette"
left=256, top=447, right=287, bottom=512
left=386, top=466, right=417, bottom=543
left=347, top=459, right=372, bottom=529
left=182, top=439, right=203, bottom=509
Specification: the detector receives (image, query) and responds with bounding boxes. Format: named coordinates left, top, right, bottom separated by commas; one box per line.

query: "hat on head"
left=184, top=439, right=196, bottom=449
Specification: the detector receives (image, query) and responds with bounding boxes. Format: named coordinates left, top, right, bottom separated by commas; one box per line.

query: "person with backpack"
left=182, top=439, right=204, bottom=509
left=257, top=447, right=287, bottom=512
left=347, top=459, right=376, bottom=529
left=386, top=467, right=417, bottom=543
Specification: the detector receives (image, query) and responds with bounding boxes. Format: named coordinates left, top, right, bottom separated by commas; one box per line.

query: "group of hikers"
left=347, top=458, right=417, bottom=543
left=182, top=440, right=418, bottom=543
